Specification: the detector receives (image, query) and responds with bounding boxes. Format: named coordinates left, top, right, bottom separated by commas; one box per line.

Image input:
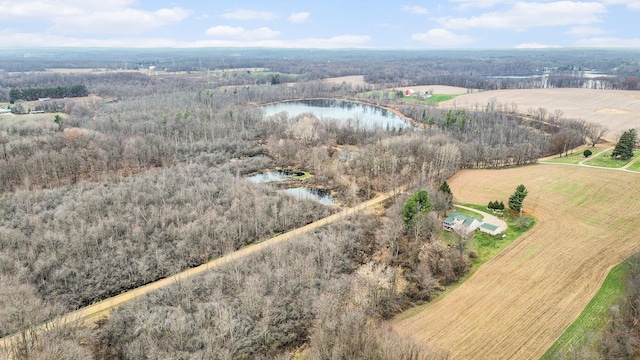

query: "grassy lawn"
left=543, top=148, right=605, bottom=164
left=452, top=206, right=484, bottom=220
left=540, top=258, right=632, bottom=359
left=582, top=149, right=639, bottom=168
left=626, top=159, right=640, bottom=172
left=468, top=215, right=534, bottom=271
left=401, top=94, right=459, bottom=105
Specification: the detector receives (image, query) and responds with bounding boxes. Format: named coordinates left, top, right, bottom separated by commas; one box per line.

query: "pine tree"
left=612, top=128, right=637, bottom=160
left=508, top=184, right=528, bottom=215
left=438, top=181, right=452, bottom=195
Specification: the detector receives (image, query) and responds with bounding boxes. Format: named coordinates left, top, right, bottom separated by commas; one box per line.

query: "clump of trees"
left=583, top=149, right=592, bottom=157
left=9, top=84, right=88, bottom=102
left=612, top=128, right=637, bottom=160
left=487, top=200, right=505, bottom=211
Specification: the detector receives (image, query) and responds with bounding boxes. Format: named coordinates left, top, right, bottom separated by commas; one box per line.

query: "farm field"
left=395, top=164, right=640, bottom=359
left=439, top=88, right=640, bottom=140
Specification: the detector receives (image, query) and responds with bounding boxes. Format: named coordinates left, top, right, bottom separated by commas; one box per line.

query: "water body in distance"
left=261, top=99, right=412, bottom=130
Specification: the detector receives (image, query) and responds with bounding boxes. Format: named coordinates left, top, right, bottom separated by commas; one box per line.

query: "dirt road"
left=0, top=187, right=402, bottom=350
left=395, top=165, right=640, bottom=359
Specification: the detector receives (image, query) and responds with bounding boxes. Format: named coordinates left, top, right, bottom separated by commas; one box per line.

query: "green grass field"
left=540, top=258, right=633, bottom=359
left=625, top=159, right=640, bottom=172
left=401, top=94, right=459, bottom=105
left=582, top=149, right=639, bottom=168
left=543, top=147, right=607, bottom=165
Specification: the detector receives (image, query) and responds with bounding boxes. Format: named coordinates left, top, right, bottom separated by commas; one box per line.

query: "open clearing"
left=395, top=165, right=640, bottom=359
left=439, top=88, right=640, bottom=140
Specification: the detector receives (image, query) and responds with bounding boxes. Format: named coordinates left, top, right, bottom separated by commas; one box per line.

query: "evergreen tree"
left=402, top=189, right=432, bottom=227
left=508, top=184, right=528, bottom=215
left=612, top=129, right=637, bottom=160
left=438, top=181, right=452, bottom=195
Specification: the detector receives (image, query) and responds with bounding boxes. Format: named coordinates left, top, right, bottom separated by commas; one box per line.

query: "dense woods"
left=9, top=84, right=88, bottom=102
left=0, top=48, right=637, bottom=358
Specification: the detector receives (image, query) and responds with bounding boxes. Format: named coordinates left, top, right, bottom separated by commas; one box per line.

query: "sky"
left=1, top=0, right=639, bottom=49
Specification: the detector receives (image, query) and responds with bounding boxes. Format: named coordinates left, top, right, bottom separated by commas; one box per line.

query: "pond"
left=260, top=99, right=412, bottom=130
left=247, top=169, right=307, bottom=183
left=283, top=187, right=336, bottom=206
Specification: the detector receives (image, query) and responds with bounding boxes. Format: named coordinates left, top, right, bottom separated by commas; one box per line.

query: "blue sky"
left=1, top=0, right=639, bottom=48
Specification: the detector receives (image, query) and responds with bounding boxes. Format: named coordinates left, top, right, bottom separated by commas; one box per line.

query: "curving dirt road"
left=0, top=187, right=403, bottom=350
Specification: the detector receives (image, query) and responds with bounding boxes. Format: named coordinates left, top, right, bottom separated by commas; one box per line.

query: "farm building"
left=405, top=89, right=415, bottom=96
left=480, top=223, right=502, bottom=236
left=443, top=212, right=482, bottom=232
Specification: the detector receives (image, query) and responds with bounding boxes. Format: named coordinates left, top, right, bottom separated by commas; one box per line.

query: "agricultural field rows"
left=440, top=88, right=640, bottom=140
left=396, top=165, right=640, bottom=359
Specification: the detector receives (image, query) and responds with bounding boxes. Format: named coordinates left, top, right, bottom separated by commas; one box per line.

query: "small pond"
left=247, top=169, right=306, bottom=183
left=260, top=99, right=412, bottom=130
left=283, top=187, right=336, bottom=206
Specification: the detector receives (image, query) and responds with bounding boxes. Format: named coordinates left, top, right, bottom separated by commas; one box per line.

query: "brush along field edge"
left=395, top=165, right=640, bottom=360
left=0, top=187, right=403, bottom=350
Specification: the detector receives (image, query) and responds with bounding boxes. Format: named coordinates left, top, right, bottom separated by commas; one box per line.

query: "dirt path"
left=0, top=187, right=402, bottom=350
left=395, top=165, right=640, bottom=359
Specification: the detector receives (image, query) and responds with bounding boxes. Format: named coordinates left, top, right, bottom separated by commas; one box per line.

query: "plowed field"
left=439, top=88, right=640, bottom=140
left=395, top=165, right=640, bottom=359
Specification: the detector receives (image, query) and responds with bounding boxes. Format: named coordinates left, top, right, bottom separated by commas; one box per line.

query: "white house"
left=443, top=212, right=482, bottom=232
left=444, top=211, right=504, bottom=236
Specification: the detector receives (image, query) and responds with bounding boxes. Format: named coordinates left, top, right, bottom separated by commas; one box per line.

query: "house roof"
left=445, top=211, right=481, bottom=226
left=481, top=223, right=499, bottom=231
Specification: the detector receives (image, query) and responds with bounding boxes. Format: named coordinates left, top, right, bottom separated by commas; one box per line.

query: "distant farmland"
left=395, top=165, right=640, bottom=360
left=439, top=88, right=640, bottom=140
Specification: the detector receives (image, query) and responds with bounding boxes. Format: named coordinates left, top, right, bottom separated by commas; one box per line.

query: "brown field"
left=395, top=165, right=640, bottom=359
left=439, top=88, right=640, bottom=141
left=323, top=75, right=367, bottom=86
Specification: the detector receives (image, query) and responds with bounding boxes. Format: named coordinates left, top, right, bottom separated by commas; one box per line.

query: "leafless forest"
left=0, top=48, right=638, bottom=359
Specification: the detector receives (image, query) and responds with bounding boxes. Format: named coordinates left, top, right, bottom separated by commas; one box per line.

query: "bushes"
left=487, top=200, right=505, bottom=211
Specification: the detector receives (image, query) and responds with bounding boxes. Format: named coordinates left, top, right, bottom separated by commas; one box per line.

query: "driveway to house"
left=454, top=204, right=507, bottom=231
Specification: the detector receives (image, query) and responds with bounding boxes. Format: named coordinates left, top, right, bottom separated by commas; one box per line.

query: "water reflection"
left=261, top=99, right=411, bottom=130
left=282, top=187, right=336, bottom=205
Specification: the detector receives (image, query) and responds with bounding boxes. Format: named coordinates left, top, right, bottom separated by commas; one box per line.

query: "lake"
left=260, top=99, right=412, bottom=130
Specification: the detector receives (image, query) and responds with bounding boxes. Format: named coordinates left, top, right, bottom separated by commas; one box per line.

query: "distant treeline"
left=9, top=84, right=88, bottom=102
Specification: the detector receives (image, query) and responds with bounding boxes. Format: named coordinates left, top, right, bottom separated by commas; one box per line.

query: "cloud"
left=411, top=28, right=473, bottom=46
left=205, top=26, right=280, bottom=40
left=450, top=0, right=510, bottom=8
left=565, top=26, right=608, bottom=36
left=401, top=5, right=429, bottom=14
left=573, top=36, right=640, bottom=47
left=288, top=12, right=310, bottom=23
left=222, top=9, right=278, bottom=21
left=0, top=29, right=371, bottom=48
left=438, top=1, right=607, bottom=31
left=1, top=1, right=190, bottom=35
left=514, top=42, right=562, bottom=48
left=601, top=0, right=640, bottom=10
